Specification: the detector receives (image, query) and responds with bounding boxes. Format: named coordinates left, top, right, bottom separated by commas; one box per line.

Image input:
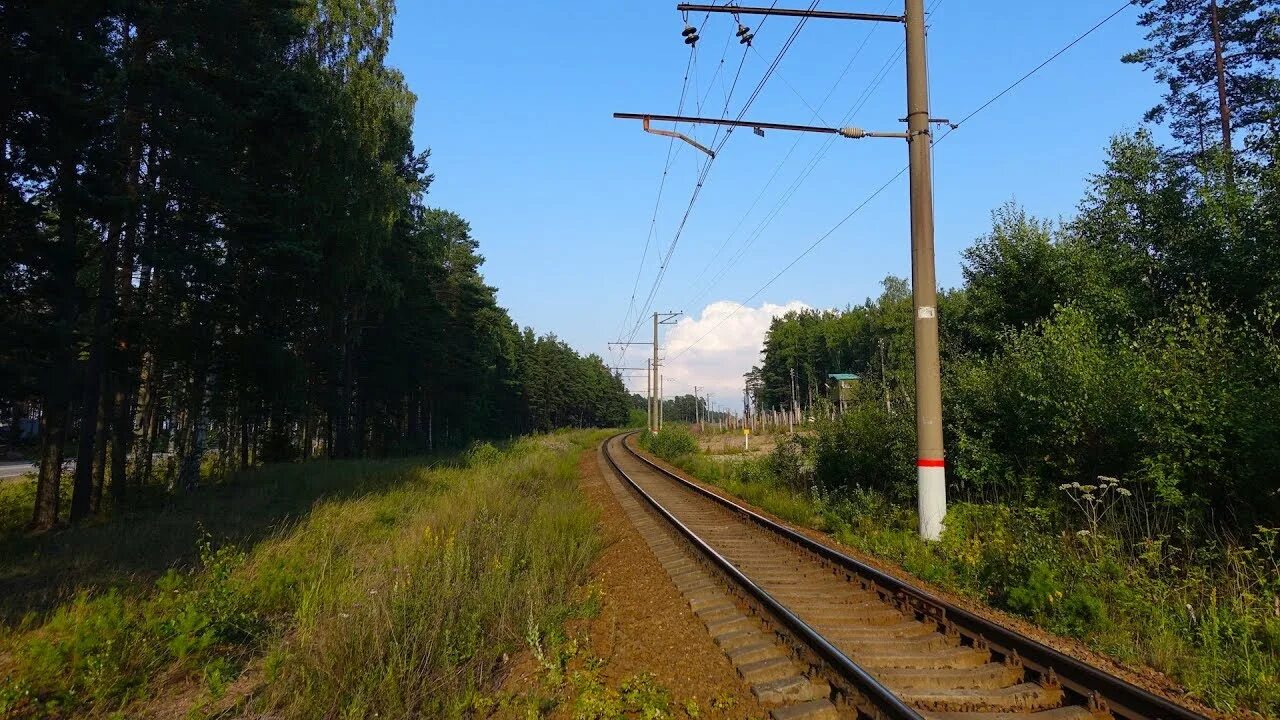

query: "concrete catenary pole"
left=646, top=358, right=653, bottom=433
left=905, top=0, right=946, bottom=540
left=652, top=313, right=660, bottom=433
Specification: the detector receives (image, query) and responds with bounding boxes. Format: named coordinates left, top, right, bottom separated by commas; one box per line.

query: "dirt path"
left=495, top=443, right=770, bottom=718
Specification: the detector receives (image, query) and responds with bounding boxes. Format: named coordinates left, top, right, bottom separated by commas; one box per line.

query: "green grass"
left=644, top=443, right=1280, bottom=718
left=0, top=430, right=609, bottom=719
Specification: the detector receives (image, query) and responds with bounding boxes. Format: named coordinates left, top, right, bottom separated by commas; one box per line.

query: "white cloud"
left=635, top=299, right=810, bottom=412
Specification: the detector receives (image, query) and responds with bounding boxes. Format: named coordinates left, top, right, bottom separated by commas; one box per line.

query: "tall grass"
left=255, top=435, right=602, bottom=718
left=0, top=431, right=606, bottom=719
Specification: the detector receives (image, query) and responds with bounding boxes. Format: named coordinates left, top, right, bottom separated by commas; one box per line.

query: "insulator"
left=736, top=23, right=750, bottom=37
left=681, top=24, right=697, bottom=37
left=739, top=33, right=754, bottom=45
left=684, top=32, right=700, bottom=46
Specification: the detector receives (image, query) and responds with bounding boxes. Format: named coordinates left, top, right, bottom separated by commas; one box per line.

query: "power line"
left=669, top=165, right=906, bottom=363
left=618, top=1, right=817, bottom=348
left=685, top=36, right=906, bottom=308
left=618, top=4, right=775, bottom=351
left=681, top=0, right=918, bottom=308
left=669, top=0, right=1137, bottom=362
left=945, top=0, right=1137, bottom=134
left=615, top=50, right=696, bottom=350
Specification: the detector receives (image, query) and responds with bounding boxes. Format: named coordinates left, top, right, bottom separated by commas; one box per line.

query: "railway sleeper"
left=900, top=682, right=1066, bottom=714
left=876, top=662, right=1027, bottom=691
left=921, top=706, right=1097, bottom=720
left=822, top=630, right=957, bottom=654
left=814, top=619, right=938, bottom=640
left=856, top=645, right=994, bottom=670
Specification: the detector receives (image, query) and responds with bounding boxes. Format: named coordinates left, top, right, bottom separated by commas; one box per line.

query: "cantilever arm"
left=641, top=116, right=716, bottom=158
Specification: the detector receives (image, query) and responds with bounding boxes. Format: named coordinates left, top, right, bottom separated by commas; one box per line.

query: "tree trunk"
left=177, top=361, right=209, bottom=492
left=33, top=158, right=82, bottom=530
left=133, top=347, right=158, bottom=486
left=32, top=396, right=70, bottom=530
left=91, top=377, right=112, bottom=513
left=239, top=413, right=250, bottom=470
left=70, top=224, right=120, bottom=522
left=1209, top=0, right=1233, bottom=181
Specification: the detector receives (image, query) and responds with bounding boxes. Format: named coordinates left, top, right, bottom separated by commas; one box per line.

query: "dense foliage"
left=0, top=1, right=629, bottom=530
left=757, top=131, right=1280, bottom=534
left=734, top=9, right=1280, bottom=709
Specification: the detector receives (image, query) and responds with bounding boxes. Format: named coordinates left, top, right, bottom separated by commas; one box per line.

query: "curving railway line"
left=600, top=432, right=1207, bottom=720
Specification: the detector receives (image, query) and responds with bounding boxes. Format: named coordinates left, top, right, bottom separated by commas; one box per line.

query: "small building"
left=827, top=373, right=860, bottom=406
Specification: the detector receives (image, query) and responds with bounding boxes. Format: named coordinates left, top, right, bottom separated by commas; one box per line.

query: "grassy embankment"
left=638, top=427, right=1280, bottom=717
left=0, top=431, right=610, bottom=719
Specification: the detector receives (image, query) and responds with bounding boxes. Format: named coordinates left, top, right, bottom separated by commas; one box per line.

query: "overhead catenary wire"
left=943, top=0, right=1138, bottom=134
left=681, top=0, right=908, bottom=308
left=615, top=49, right=697, bottom=353
left=685, top=30, right=907, bottom=308
left=618, top=1, right=816, bottom=349
left=667, top=0, right=1138, bottom=363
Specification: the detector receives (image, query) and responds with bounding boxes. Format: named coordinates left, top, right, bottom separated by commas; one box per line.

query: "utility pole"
left=694, top=385, right=701, bottom=429
left=879, top=338, right=891, bottom=414
left=652, top=313, right=659, bottom=431
left=904, top=0, right=947, bottom=541
left=639, top=311, right=680, bottom=432
left=790, top=366, right=799, bottom=423
left=618, top=1, right=948, bottom=540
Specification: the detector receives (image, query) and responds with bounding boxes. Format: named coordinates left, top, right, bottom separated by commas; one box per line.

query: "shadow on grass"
left=0, top=457, right=444, bottom=625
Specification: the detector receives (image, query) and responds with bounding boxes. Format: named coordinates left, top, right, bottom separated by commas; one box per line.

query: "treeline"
left=0, top=1, right=629, bottom=530
left=627, top=393, right=729, bottom=424
left=754, top=0, right=1280, bottom=535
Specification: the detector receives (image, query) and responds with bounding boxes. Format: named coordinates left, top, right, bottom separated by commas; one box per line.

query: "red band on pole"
left=917, top=458, right=945, bottom=468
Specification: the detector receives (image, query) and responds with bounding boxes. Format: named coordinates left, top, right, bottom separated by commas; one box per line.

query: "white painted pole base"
left=917, top=464, right=947, bottom=541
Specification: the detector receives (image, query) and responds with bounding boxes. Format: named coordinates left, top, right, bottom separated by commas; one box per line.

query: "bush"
left=767, top=434, right=812, bottom=491
left=948, top=298, right=1280, bottom=528
left=638, top=426, right=698, bottom=461
left=0, top=537, right=260, bottom=717
left=810, top=403, right=915, bottom=501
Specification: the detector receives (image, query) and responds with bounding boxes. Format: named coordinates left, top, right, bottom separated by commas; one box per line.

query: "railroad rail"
left=602, top=432, right=1207, bottom=720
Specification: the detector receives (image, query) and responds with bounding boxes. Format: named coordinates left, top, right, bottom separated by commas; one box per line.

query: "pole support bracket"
left=642, top=116, right=716, bottom=158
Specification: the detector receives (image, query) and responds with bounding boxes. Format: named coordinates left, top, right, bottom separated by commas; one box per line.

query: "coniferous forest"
left=0, top=2, right=631, bottom=530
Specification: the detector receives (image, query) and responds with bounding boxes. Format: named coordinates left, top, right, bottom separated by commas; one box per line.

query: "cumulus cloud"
left=645, top=299, right=810, bottom=411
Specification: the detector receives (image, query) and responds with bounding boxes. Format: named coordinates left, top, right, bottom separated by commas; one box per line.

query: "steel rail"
left=618, top=435, right=1209, bottom=720
left=603, top=433, right=925, bottom=720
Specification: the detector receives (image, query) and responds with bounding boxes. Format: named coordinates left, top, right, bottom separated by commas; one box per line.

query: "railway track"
left=601, top=432, right=1207, bottom=720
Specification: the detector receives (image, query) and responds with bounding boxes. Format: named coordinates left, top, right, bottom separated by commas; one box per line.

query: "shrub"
left=638, top=426, right=698, bottom=461
left=810, top=403, right=915, bottom=501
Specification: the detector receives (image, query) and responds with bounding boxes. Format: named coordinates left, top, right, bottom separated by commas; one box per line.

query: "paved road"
left=0, top=461, right=37, bottom=480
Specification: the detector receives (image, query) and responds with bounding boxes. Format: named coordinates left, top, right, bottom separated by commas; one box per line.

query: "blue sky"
left=387, top=1, right=1164, bottom=406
